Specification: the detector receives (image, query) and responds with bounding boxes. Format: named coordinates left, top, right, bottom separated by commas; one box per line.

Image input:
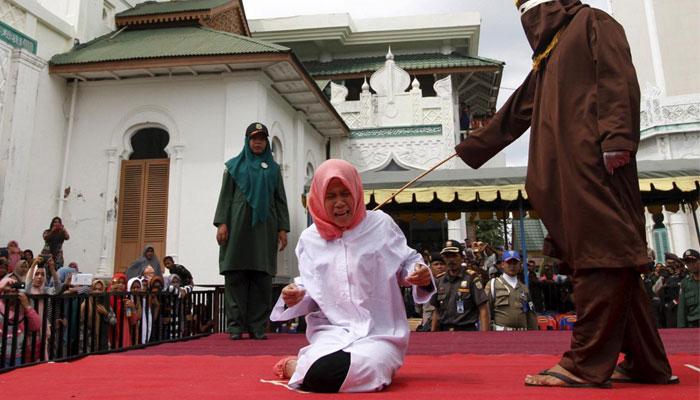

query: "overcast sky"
left=245, top=1, right=610, bottom=166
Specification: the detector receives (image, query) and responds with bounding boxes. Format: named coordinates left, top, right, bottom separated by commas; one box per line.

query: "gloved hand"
left=603, top=151, right=630, bottom=175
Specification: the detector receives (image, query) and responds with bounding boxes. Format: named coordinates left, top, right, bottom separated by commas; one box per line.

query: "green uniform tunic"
left=213, top=169, right=290, bottom=275
left=677, top=276, right=700, bottom=328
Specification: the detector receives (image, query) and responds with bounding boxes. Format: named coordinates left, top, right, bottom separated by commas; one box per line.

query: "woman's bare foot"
left=273, top=356, right=298, bottom=379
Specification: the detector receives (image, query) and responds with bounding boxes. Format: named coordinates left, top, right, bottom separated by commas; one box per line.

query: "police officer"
left=430, top=245, right=489, bottom=331
left=678, top=249, right=700, bottom=328
left=485, top=250, right=537, bottom=331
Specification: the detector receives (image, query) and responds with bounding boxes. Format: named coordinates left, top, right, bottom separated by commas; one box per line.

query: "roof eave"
left=49, top=53, right=348, bottom=138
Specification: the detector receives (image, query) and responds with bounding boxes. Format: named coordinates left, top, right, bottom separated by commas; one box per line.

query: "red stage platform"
left=1, top=330, right=698, bottom=399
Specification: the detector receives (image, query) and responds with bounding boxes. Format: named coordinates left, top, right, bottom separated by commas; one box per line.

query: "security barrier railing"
left=0, top=289, right=225, bottom=373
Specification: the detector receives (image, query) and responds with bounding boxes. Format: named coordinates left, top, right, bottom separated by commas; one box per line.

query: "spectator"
left=107, top=273, right=138, bottom=349
left=141, top=265, right=157, bottom=283
left=0, top=258, right=8, bottom=278
left=0, top=274, right=40, bottom=367
left=81, top=279, right=115, bottom=351
left=6, top=241, right=22, bottom=272
left=658, top=254, right=683, bottom=328
left=127, top=277, right=148, bottom=345
left=485, top=251, right=537, bottom=331
left=146, top=275, right=165, bottom=342
left=431, top=245, right=489, bottom=331
left=126, top=245, right=162, bottom=280
left=43, top=217, right=69, bottom=267
left=22, top=249, right=33, bottom=263
left=459, top=104, right=472, bottom=131
left=163, top=256, right=194, bottom=286
left=678, top=249, right=699, bottom=328
left=481, top=243, right=498, bottom=272
left=57, top=261, right=79, bottom=286
left=11, top=260, right=30, bottom=282
left=488, top=266, right=501, bottom=280
left=429, top=252, right=447, bottom=278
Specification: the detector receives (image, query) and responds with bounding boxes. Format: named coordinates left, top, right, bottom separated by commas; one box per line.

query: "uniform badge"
left=255, top=123, right=262, bottom=129
left=261, top=162, right=269, bottom=169
left=460, top=281, right=468, bottom=288
left=475, top=281, right=483, bottom=290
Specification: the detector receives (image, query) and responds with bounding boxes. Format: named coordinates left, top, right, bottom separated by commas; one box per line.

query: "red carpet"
left=1, top=330, right=698, bottom=399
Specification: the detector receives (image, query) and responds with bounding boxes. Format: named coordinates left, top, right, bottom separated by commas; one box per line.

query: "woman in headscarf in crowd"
left=141, top=276, right=164, bottom=343
left=107, top=273, right=138, bottom=349
left=6, top=240, right=22, bottom=272
left=24, top=264, right=57, bottom=362
left=270, top=159, right=434, bottom=393
left=127, top=277, right=146, bottom=345
left=81, top=279, right=115, bottom=351
left=11, top=260, right=30, bottom=282
left=125, top=245, right=162, bottom=280
left=0, top=274, right=40, bottom=366
left=42, top=217, right=69, bottom=267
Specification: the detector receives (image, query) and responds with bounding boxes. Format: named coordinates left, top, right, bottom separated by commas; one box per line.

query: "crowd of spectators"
left=0, top=217, right=208, bottom=369
left=408, top=238, right=699, bottom=332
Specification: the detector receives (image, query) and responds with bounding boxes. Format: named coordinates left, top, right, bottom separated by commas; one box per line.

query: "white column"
left=166, top=144, right=185, bottom=262
left=669, top=212, right=691, bottom=255
left=447, top=218, right=466, bottom=243
left=0, top=47, right=46, bottom=244
left=97, top=148, right=120, bottom=276
left=643, top=0, right=667, bottom=96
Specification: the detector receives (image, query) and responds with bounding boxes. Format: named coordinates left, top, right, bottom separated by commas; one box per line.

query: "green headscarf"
left=225, top=134, right=279, bottom=226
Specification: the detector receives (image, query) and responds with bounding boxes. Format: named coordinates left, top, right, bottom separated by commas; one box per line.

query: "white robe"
left=270, top=210, right=435, bottom=392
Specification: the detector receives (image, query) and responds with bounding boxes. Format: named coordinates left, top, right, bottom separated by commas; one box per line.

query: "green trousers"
left=224, top=270, right=272, bottom=335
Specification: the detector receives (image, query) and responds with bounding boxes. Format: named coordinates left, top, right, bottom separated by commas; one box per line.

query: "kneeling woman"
left=271, top=159, right=435, bottom=393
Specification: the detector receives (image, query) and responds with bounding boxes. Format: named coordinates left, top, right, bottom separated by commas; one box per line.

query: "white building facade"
left=611, top=0, right=700, bottom=260
left=0, top=0, right=347, bottom=284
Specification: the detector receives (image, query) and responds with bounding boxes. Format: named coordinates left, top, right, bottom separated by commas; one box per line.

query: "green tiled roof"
left=116, top=0, right=231, bottom=17
left=512, top=219, right=547, bottom=252
left=50, top=27, right=288, bottom=65
left=304, top=53, right=504, bottom=77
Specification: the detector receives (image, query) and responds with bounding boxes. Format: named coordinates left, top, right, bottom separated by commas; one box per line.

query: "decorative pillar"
left=668, top=211, right=691, bottom=255
left=98, top=147, right=120, bottom=276
left=166, top=144, right=186, bottom=262
left=0, top=46, right=46, bottom=244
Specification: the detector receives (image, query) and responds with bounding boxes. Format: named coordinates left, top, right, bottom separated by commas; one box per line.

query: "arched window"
left=129, top=128, right=169, bottom=160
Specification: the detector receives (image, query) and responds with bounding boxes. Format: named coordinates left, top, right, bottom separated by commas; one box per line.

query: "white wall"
left=57, top=72, right=326, bottom=284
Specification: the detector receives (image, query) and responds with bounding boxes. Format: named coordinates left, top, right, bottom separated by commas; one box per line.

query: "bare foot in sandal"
left=525, top=364, right=610, bottom=388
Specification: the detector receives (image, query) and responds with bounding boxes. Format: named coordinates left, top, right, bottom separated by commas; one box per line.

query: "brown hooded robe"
left=455, top=0, right=672, bottom=384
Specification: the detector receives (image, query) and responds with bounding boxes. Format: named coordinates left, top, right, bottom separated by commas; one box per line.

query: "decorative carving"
left=330, top=82, right=348, bottom=105
left=0, top=44, right=11, bottom=133
left=0, top=1, right=27, bottom=33
left=433, top=75, right=452, bottom=99
left=369, top=48, right=411, bottom=103
left=640, top=82, right=700, bottom=132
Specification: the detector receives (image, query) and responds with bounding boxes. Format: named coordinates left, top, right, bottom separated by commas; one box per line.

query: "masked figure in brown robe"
left=455, top=0, right=676, bottom=388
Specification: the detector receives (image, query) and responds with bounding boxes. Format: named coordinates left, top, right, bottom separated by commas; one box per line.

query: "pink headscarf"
left=307, top=159, right=367, bottom=241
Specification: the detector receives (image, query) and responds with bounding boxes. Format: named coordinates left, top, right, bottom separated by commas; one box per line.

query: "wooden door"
left=114, top=159, right=170, bottom=273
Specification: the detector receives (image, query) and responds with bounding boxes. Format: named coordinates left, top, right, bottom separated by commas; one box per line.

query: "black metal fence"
left=0, top=288, right=226, bottom=373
